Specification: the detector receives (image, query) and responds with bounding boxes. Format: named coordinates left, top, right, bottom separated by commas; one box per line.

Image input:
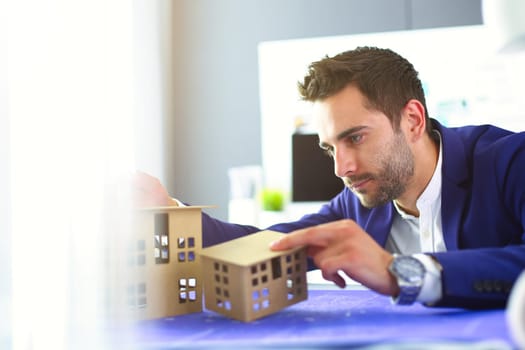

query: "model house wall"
left=124, top=206, right=205, bottom=320
left=200, top=230, right=307, bottom=322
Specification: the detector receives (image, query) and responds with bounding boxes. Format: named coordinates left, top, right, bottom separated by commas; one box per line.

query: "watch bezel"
left=389, top=254, right=426, bottom=305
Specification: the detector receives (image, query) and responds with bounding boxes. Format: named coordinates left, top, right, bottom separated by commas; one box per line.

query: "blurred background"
left=164, top=0, right=483, bottom=222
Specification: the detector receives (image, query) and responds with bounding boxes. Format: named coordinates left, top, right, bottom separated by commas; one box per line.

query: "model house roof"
left=139, top=205, right=213, bottom=212
left=199, top=230, right=301, bottom=266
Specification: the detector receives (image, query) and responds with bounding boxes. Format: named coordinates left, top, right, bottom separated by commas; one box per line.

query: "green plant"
left=259, top=188, right=285, bottom=211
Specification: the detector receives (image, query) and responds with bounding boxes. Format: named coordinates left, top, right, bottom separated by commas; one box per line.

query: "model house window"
left=154, top=213, right=169, bottom=264
left=179, top=278, right=197, bottom=303
left=252, top=287, right=270, bottom=312
left=213, top=263, right=232, bottom=310
left=285, top=251, right=305, bottom=300
left=271, top=257, right=282, bottom=279
left=136, top=240, right=146, bottom=265
left=176, top=235, right=196, bottom=262
left=127, top=282, right=147, bottom=309
left=128, top=239, right=146, bottom=266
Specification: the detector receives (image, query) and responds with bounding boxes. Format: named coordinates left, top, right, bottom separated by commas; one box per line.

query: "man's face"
left=314, top=85, right=414, bottom=208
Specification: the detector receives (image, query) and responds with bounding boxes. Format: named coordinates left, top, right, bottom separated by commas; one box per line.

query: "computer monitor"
left=291, top=133, right=344, bottom=202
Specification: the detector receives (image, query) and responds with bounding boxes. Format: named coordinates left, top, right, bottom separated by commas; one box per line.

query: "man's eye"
left=349, top=134, right=363, bottom=144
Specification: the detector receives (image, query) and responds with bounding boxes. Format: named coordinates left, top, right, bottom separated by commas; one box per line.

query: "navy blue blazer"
left=201, top=119, right=525, bottom=309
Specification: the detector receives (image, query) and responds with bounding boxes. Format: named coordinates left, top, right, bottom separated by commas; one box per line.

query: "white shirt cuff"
left=173, top=198, right=185, bottom=207
left=413, top=253, right=442, bottom=304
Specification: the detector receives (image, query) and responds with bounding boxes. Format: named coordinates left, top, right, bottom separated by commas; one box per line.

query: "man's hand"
left=270, top=219, right=398, bottom=296
left=132, top=171, right=178, bottom=208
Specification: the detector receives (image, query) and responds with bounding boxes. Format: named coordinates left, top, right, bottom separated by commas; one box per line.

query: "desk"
left=125, top=289, right=515, bottom=349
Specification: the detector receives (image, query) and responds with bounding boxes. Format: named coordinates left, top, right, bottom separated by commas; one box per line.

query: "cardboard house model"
left=199, top=230, right=308, bottom=322
left=125, top=206, right=206, bottom=320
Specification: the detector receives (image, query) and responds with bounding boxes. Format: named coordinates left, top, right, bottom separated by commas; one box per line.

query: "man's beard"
left=344, top=132, right=414, bottom=208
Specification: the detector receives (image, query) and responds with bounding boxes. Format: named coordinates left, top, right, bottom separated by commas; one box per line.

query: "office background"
left=160, top=0, right=483, bottom=221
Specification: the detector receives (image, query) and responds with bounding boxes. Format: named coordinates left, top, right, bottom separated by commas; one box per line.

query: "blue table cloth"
left=121, top=289, right=515, bottom=349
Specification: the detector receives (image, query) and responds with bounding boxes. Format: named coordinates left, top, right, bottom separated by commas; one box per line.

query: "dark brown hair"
left=298, top=46, right=431, bottom=133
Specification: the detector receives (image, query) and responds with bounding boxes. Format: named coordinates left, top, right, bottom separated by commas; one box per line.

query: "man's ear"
left=402, top=99, right=426, bottom=142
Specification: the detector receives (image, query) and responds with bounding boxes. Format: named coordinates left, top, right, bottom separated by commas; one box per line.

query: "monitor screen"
left=292, top=133, right=344, bottom=202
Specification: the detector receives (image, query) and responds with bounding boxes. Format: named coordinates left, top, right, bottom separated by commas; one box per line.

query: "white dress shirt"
left=385, top=132, right=445, bottom=304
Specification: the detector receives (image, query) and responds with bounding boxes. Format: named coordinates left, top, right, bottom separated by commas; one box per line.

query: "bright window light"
left=5, top=0, right=170, bottom=349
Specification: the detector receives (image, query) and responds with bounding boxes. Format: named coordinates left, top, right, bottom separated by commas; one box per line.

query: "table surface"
left=121, top=288, right=516, bottom=349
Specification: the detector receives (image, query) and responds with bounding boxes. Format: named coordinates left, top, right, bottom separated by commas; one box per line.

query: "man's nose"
left=333, top=147, right=356, bottom=178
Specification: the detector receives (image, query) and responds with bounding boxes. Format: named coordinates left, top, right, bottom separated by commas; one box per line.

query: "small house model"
left=124, top=206, right=206, bottom=320
left=199, top=230, right=308, bottom=322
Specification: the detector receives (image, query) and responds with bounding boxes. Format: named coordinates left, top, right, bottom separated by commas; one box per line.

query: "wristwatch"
left=388, top=254, right=426, bottom=305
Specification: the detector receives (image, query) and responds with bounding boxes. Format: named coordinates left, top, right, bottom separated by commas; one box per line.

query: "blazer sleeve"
left=201, top=190, right=350, bottom=247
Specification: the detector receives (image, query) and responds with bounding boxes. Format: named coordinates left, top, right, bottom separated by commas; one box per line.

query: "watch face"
left=394, top=256, right=425, bottom=283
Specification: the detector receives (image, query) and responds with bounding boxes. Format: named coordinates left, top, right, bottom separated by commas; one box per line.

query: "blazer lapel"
left=435, top=121, right=469, bottom=251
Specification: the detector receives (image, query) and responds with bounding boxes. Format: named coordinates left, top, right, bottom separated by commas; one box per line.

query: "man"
left=136, top=47, right=525, bottom=309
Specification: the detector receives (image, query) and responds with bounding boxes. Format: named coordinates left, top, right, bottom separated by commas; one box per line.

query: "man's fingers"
left=269, top=235, right=297, bottom=250
left=270, top=220, right=356, bottom=251
left=270, top=226, right=331, bottom=251
left=321, top=268, right=347, bottom=289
